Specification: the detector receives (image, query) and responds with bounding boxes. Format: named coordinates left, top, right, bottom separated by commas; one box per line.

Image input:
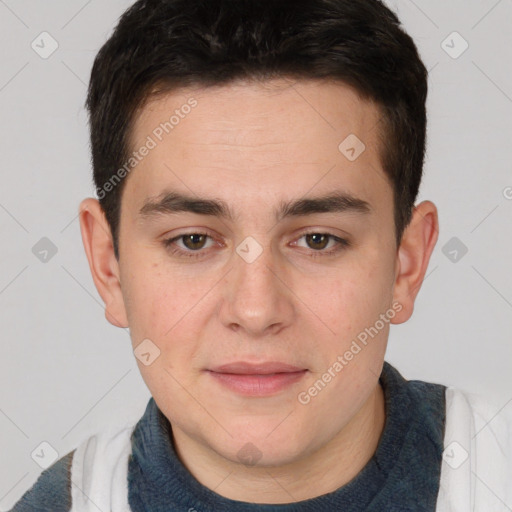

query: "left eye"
left=296, top=233, right=339, bottom=251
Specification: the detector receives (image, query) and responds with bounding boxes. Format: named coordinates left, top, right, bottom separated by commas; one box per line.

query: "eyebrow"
left=138, top=190, right=372, bottom=223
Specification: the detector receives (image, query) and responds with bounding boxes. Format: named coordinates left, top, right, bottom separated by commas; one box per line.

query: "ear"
left=391, top=200, right=439, bottom=324
left=78, top=198, right=129, bottom=328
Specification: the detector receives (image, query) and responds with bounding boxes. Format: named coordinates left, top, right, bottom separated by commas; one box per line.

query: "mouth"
left=208, top=361, right=306, bottom=374
left=206, top=361, right=308, bottom=396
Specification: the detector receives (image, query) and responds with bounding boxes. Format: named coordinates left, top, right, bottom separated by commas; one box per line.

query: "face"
left=81, top=78, right=435, bottom=469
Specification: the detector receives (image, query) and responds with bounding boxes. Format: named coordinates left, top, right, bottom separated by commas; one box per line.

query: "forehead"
left=133, top=78, right=381, bottom=148
left=124, top=78, right=390, bottom=219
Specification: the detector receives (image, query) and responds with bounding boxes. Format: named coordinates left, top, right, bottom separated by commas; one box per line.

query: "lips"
left=206, top=362, right=308, bottom=396
left=208, top=361, right=306, bottom=375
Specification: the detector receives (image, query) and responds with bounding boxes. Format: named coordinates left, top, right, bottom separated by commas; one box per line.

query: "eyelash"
left=162, top=231, right=351, bottom=260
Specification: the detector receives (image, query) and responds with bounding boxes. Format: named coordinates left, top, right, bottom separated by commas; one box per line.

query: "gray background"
left=1, top=0, right=511, bottom=508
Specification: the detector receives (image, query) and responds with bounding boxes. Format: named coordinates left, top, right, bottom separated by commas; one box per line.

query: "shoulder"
left=437, top=387, right=512, bottom=510
left=9, top=421, right=136, bottom=512
left=444, top=386, right=512, bottom=453
left=445, top=386, right=512, bottom=438
left=9, top=450, right=75, bottom=512
left=69, top=421, right=136, bottom=511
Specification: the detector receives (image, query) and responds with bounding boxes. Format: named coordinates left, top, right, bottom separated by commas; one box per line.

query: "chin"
left=227, top=444, right=302, bottom=469
left=214, top=428, right=308, bottom=468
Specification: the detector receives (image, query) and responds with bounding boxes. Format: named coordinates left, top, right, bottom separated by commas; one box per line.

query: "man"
left=11, top=0, right=512, bottom=510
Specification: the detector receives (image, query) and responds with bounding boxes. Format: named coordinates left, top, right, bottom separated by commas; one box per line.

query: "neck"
left=171, top=381, right=386, bottom=504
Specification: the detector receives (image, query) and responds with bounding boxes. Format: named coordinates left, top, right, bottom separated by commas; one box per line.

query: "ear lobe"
left=78, top=198, right=129, bottom=328
left=391, top=200, right=439, bottom=324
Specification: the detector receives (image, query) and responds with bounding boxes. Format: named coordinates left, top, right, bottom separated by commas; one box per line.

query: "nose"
left=218, top=240, right=295, bottom=338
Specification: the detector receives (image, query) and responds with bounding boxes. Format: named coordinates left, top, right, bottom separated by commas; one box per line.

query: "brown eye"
left=305, top=233, right=330, bottom=250
left=293, top=232, right=351, bottom=258
left=181, top=234, right=208, bottom=250
left=162, top=231, right=217, bottom=259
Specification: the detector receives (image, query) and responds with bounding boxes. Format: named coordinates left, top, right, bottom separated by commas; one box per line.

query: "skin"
left=78, top=78, right=438, bottom=504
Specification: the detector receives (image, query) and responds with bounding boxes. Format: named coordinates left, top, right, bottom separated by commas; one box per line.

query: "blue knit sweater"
left=10, top=361, right=446, bottom=511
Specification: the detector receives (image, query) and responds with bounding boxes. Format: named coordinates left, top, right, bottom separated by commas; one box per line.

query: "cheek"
left=125, top=266, right=213, bottom=371
left=123, top=274, right=166, bottom=333
left=302, top=250, right=393, bottom=341
left=123, top=258, right=191, bottom=335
